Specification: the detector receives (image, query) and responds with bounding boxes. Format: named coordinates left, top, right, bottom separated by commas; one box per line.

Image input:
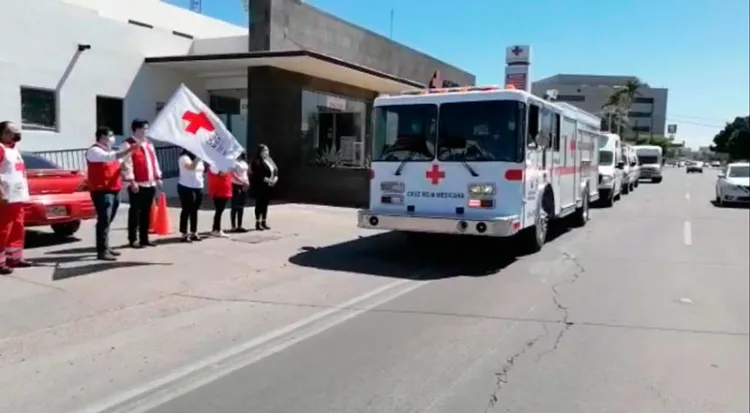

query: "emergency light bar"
left=398, top=85, right=514, bottom=96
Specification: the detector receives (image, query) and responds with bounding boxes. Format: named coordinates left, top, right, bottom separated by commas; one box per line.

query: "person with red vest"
left=207, top=164, right=233, bottom=238
left=86, top=127, right=142, bottom=261
left=0, top=121, right=32, bottom=274
left=121, top=119, right=163, bottom=248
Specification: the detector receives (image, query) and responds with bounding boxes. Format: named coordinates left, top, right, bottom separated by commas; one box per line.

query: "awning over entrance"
left=144, top=49, right=424, bottom=94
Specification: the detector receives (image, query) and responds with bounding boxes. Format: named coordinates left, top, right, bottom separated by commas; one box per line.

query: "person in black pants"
left=122, top=119, right=162, bottom=248
left=230, top=152, right=250, bottom=232
left=177, top=149, right=205, bottom=242
left=250, top=144, right=278, bottom=230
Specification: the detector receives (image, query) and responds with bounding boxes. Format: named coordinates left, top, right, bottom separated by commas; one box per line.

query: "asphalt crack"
left=484, top=332, right=547, bottom=413
left=535, top=251, right=586, bottom=362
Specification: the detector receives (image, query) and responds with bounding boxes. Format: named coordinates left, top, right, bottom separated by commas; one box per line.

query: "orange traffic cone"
left=148, top=198, right=158, bottom=234
left=153, top=192, right=172, bottom=235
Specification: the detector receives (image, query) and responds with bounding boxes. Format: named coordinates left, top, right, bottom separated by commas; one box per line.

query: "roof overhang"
left=145, top=49, right=424, bottom=94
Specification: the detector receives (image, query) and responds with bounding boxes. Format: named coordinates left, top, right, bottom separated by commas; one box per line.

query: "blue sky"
left=168, top=0, right=749, bottom=149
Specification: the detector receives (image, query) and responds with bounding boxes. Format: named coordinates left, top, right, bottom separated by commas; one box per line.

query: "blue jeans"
left=90, top=191, right=120, bottom=255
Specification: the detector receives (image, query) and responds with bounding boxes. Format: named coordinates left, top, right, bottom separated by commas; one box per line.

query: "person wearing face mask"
left=0, top=120, right=33, bottom=274
left=121, top=119, right=163, bottom=249
left=85, top=126, right=142, bottom=261
left=250, top=144, right=278, bottom=231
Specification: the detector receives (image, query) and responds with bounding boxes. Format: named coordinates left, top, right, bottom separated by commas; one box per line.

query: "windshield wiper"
left=461, top=160, right=479, bottom=177
left=395, top=151, right=417, bottom=176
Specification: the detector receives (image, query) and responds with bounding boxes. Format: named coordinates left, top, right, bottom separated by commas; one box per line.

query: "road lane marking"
left=78, top=276, right=432, bottom=413
left=683, top=221, right=692, bottom=246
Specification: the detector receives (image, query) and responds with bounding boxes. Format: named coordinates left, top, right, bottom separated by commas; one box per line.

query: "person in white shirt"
left=177, top=149, right=205, bottom=242
left=230, top=152, right=250, bottom=233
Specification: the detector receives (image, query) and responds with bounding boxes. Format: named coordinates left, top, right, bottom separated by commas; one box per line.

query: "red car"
left=22, top=152, right=96, bottom=237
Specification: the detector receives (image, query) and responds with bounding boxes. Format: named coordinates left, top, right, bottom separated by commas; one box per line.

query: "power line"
left=665, top=118, right=725, bottom=128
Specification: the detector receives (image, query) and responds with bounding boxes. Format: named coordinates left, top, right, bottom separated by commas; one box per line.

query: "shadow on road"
left=28, top=254, right=172, bottom=281
left=24, top=230, right=81, bottom=250
left=709, top=200, right=750, bottom=209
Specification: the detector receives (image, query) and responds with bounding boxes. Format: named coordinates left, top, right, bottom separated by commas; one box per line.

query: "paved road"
left=1, top=168, right=747, bottom=413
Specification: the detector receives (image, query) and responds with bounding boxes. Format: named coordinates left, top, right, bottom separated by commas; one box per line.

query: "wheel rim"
left=536, top=210, right=548, bottom=242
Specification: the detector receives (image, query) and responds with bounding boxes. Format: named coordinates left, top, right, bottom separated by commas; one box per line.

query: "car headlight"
left=601, top=175, right=613, bottom=183
left=380, top=181, right=405, bottom=193
left=468, top=183, right=495, bottom=195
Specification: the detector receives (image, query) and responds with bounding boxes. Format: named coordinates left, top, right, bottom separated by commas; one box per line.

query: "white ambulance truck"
left=357, top=85, right=603, bottom=253
left=634, top=145, right=663, bottom=183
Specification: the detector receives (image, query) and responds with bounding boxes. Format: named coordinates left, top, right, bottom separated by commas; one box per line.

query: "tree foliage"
left=601, top=79, right=643, bottom=135
left=710, top=116, right=749, bottom=160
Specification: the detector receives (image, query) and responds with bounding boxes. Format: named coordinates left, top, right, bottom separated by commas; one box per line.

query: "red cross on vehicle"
left=426, top=164, right=445, bottom=185
left=511, top=46, right=523, bottom=56
left=182, top=111, right=215, bottom=134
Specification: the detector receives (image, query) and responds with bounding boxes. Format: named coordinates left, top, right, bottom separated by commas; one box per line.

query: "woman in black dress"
left=250, top=144, right=278, bottom=230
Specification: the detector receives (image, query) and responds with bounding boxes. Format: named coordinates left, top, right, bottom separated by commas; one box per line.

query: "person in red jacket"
left=121, top=119, right=163, bottom=248
left=86, top=127, right=142, bottom=261
left=207, top=164, right=233, bottom=238
left=0, top=120, right=33, bottom=274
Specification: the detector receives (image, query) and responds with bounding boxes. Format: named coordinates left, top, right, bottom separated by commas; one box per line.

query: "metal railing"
left=33, top=145, right=182, bottom=178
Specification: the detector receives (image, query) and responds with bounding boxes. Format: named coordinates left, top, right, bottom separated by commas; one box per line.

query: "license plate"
left=46, top=206, right=68, bottom=218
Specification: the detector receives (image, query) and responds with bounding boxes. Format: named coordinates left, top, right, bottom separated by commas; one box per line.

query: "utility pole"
left=389, top=9, right=394, bottom=39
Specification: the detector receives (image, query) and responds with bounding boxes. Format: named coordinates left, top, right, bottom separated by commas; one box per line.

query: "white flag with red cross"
left=149, top=84, right=244, bottom=172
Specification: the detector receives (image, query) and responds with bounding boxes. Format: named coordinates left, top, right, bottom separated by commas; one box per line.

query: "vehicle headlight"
left=601, top=175, right=613, bottom=183
left=468, top=183, right=495, bottom=195
left=380, top=181, right=405, bottom=193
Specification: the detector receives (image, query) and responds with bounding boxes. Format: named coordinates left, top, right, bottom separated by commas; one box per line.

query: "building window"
left=633, top=97, right=654, bottom=104
left=21, top=87, right=57, bottom=131
left=556, top=95, right=586, bottom=102
left=629, top=111, right=652, bottom=118
left=301, top=90, right=368, bottom=168
left=96, top=96, right=124, bottom=136
left=632, top=125, right=651, bottom=132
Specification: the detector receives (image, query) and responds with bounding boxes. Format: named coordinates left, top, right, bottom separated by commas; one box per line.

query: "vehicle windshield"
left=638, top=155, right=659, bottom=165
left=728, top=166, right=749, bottom=177
left=437, top=100, right=522, bottom=162
left=373, top=104, right=437, bottom=162
left=599, top=150, right=614, bottom=165
left=21, top=153, right=60, bottom=169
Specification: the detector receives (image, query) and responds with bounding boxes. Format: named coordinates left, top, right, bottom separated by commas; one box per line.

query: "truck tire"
left=518, top=200, right=548, bottom=254
left=601, top=189, right=614, bottom=207
left=622, top=183, right=630, bottom=195
left=570, top=189, right=589, bottom=228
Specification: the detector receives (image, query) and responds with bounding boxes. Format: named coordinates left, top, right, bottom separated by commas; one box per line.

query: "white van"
left=634, top=145, right=663, bottom=183
left=621, top=145, right=640, bottom=193
left=598, top=133, right=624, bottom=206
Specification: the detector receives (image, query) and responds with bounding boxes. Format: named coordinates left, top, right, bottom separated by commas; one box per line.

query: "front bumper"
left=719, top=190, right=750, bottom=203
left=357, top=210, right=521, bottom=237
left=640, top=169, right=662, bottom=178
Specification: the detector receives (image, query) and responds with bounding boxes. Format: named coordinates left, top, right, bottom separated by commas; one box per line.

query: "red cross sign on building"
left=425, top=164, right=445, bottom=185
left=182, top=111, right=215, bottom=134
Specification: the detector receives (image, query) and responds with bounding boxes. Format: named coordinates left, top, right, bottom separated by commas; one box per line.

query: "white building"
left=2, top=0, right=473, bottom=204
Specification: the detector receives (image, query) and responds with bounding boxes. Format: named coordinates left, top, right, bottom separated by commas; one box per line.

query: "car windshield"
left=599, top=150, right=614, bottom=165
left=436, top=100, right=522, bottom=162
left=728, top=166, right=749, bottom=177
left=21, top=153, right=60, bottom=169
left=638, top=155, right=659, bottom=165
left=373, top=104, right=437, bottom=162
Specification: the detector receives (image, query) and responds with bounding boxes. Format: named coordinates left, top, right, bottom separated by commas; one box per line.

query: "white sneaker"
left=211, top=230, right=230, bottom=238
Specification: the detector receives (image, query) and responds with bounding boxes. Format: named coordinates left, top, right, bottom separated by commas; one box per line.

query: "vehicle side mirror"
left=616, top=161, right=625, bottom=169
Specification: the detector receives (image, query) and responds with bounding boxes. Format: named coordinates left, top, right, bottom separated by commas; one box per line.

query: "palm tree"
left=601, top=93, right=629, bottom=134
left=614, top=78, right=643, bottom=139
